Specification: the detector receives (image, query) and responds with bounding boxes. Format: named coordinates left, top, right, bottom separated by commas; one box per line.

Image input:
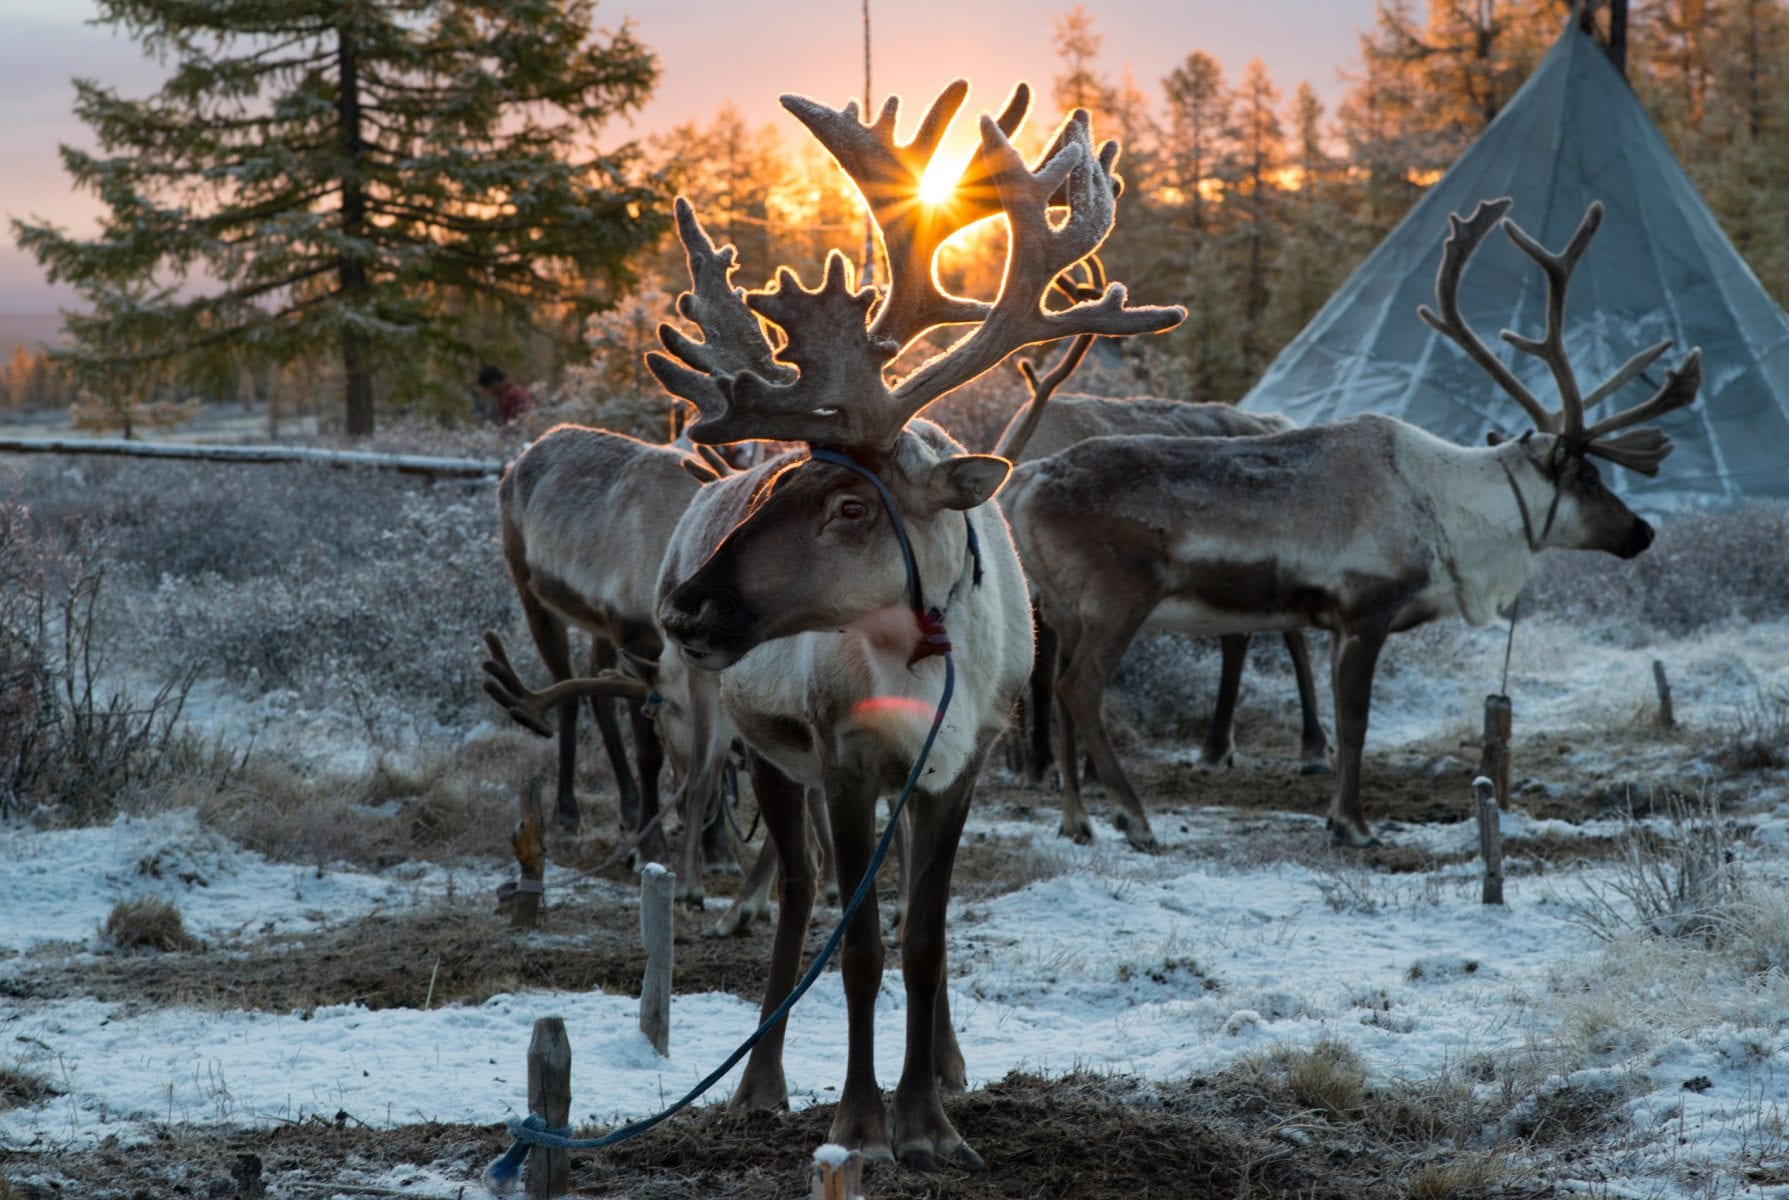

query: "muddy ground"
left=2, top=736, right=1757, bottom=1200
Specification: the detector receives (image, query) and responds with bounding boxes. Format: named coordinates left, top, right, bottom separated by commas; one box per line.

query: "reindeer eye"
left=838, top=499, right=869, bottom=521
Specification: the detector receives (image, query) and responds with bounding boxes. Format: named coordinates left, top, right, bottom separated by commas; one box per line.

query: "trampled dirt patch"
left=0, top=882, right=858, bottom=1016
left=0, top=1072, right=1530, bottom=1200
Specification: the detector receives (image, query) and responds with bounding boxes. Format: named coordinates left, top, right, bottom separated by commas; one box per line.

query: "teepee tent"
left=1240, top=23, right=1789, bottom=508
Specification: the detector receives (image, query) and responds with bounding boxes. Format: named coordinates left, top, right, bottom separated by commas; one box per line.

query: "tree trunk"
left=337, top=18, right=375, bottom=437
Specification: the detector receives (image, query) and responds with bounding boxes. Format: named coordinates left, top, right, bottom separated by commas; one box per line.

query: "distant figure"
left=477, top=364, right=534, bottom=426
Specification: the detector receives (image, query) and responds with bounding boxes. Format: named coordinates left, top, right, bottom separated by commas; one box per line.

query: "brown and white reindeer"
left=992, top=303, right=1330, bottom=787
left=492, top=422, right=738, bottom=889
left=645, top=81, right=1181, bottom=1167
left=1003, top=197, right=1700, bottom=849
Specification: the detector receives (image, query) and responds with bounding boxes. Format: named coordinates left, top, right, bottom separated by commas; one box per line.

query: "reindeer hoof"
left=1299, top=759, right=1332, bottom=777
left=677, top=887, right=707, bottom=910
left=1198, top=746, right=1234, bottom=770
left=822, top=883, right=841, bottom=907
left=1058, top=818, right=1094, bottom=844
left=1326, top=817, right=1379, bottom=849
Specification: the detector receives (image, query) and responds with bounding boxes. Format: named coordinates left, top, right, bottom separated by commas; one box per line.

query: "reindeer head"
left=653, top=82, right=1182, bottom=668
left=1419, top=197, right=1702, bottom=559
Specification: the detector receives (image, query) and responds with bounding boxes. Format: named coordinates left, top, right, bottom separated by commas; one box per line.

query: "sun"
left=918, top=158, right=959, bottom=207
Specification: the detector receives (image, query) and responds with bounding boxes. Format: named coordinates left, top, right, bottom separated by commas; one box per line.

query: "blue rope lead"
left=482, top=650, right=955, bottom=1193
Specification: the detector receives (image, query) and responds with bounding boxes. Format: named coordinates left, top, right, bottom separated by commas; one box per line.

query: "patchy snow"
left=0, top=810, right=454, bottom=953
left=2, top=612, right=1787, bottom=1197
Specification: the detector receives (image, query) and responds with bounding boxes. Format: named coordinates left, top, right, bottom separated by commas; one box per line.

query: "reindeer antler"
left=993, top=256, right=1107, bottom=461
left=644, top=83, right=1173, bottom=450
left=782, top=80, right=1033, bottom=352
left=481, top=631, right=647, bottom=739
left=1419, top=197, right=1701, bottom=476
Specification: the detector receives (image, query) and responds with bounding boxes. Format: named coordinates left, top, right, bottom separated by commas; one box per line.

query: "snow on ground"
left=2, top=613, right=1788, bottom=1196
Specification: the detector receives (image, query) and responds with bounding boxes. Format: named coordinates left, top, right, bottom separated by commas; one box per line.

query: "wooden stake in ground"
left=639, top=864, right=675, bottom=1057
left=526, top=1017, right=571, bottom=1199
left=1478, top=694, right=1513, bottom=808
left=810, top=1143, right=864, bottom=1200
left=504, top=777, right=547, bottom=930
left=1652, top=659, right=1676, bottom=727
left=1473, top=776, right=1505, bottom=906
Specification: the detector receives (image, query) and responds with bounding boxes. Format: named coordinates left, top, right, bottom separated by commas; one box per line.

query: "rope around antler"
left=480, top=461, right=962, bottom=1196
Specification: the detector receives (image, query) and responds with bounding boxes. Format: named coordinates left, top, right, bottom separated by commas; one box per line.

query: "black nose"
left=1618, top=518, right=1655, bottom=559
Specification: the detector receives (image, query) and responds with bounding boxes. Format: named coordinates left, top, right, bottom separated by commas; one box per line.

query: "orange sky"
left=0, top=0, right=1377, bottom=311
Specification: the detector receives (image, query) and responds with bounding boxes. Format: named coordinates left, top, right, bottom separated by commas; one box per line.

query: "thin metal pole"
left=860, top=0, right=877, bottom=286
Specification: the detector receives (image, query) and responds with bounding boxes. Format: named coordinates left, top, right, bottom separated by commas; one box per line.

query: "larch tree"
left=1051, top=5, right=1118, bottom=127
left=13, top=0, right=667, bottom=436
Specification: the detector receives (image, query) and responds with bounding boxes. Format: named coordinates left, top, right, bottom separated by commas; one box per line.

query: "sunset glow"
left=918, top=152, right=969, bottom=207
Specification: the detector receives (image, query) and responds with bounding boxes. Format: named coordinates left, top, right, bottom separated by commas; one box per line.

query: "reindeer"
left=493, top=425, right=738, bottom=889
left=992, top=322, right=1330, bottom=785
left=644, top=81, right=1180, bottom=1167
left=1004, top=197, right=1699, bottom=849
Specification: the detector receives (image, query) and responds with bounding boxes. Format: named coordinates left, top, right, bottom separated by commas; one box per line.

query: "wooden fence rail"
left=0, top=436, right=504, bottom=479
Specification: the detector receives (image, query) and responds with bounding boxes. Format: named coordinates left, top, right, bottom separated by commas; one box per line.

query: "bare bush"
left=1713, top=682, right=1789, bottom=771
left=1523, top=501, right=1789, bottom=637
left=1561, top=792, right=1746, bottom=946
left=0, top=503, right=196, bottom=819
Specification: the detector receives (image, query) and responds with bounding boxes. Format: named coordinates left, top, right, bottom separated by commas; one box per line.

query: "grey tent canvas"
left=1240, top=24, right=1789, bottom=508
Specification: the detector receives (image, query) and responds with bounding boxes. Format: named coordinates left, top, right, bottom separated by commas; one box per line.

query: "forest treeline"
left=8, top=0, right=1788, bottom=432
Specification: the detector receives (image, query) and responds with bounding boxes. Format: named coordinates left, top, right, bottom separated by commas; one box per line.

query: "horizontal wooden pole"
left=0, top=436, right=504, bottom=479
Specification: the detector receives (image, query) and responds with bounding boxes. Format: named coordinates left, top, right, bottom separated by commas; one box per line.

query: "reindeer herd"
left=477, top=80, right=1699, bottom=1168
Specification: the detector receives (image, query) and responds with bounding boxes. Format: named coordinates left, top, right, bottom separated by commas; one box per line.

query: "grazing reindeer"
left=494, top=426, right=736, bottom=885
left=993, top=324, right=1329, bottom=785
left=1005, top=197, right=1699, bottom=849
left=648, top=82, right=1180, bottom=1167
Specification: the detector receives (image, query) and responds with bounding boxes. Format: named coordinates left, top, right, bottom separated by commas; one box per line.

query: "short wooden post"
left=1652, top=659, right=1676, bottom=728
left=1474, top=776, right=1504, bottom=906
left=505, top=777, right=547, bottom=930
left=1479, top=694, right=1513, bottom=808
left=525, top=1016, right=571, bottom=1199
left=810, top=1144, right=863, bottom=1200
left=639, top=863, right=675, bottom=1057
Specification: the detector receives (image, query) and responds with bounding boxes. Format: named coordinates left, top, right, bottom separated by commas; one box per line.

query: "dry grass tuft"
left=1401, top=1152, right=1515, bottom=1200
left=0, top=1062, right=59, bottom=1110
left=1249, top=1037, right=1368, bottom=1121
left=101, top=896, right=199, bottom=952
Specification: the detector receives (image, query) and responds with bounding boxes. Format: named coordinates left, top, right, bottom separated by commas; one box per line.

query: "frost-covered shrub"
left=0, top=504, right=194, bottom=819
left=1523, top=501, right=1789, bottom=637
left=137, top=487, right=512, bottom=718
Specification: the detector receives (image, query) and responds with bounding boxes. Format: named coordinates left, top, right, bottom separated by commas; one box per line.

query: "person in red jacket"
left=477, top=365, right=534, bottom=426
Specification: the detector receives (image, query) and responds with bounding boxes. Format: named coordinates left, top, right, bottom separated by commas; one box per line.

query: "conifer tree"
left=13, top=0, right=666, bottom=435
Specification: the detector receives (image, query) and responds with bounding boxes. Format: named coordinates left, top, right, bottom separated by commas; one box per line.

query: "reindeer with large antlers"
left=1005, top=197, right=1699, bottom=849
left=641, top=82, right=1181, bottom=1166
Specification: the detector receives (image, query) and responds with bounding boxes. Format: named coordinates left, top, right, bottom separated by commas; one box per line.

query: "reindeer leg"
left=1050, top=610, right=1094, bottom=842
left=1203, top=634, right=1249, bottom=768
left=1329, top=624, right=1386, bottom=847
left=706, top=828, right=775, bottom=938
left=702, top=762, right=743, bottom=874
left=1285, top=629, right=1331, bottom=775
left=515, top=594, right=585, bottom=835
left=729, top=753, right=813, bottom=1111
left=585, top=639, right=642, bottom=840
left=626, top=695, right=670, bottom=870
left=887, top=797, right=910, bottom=946
left=807, top=786, right=839, bottom=905
left=822, top=755, right=891, bottom=1162
left=892, top=754, right=983, bottom=1170
left=1057, top=598, right=1156, bottom=851
left=1025, top=617, right=1059, bottom=787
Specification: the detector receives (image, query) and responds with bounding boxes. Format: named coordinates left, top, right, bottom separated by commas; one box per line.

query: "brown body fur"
left=1004, top=414, right=1655, bottom=846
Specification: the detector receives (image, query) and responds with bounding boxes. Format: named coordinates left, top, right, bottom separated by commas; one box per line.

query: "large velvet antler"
left=1419, top=197, right=1701, bottom=476
left=649, top=85, right=1183, bottom=452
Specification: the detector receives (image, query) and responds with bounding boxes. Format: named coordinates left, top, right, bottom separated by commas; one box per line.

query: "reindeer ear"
left=1486, top=430, right=1508, bottom=446
left=924, top=454, right=1012, bottom=511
